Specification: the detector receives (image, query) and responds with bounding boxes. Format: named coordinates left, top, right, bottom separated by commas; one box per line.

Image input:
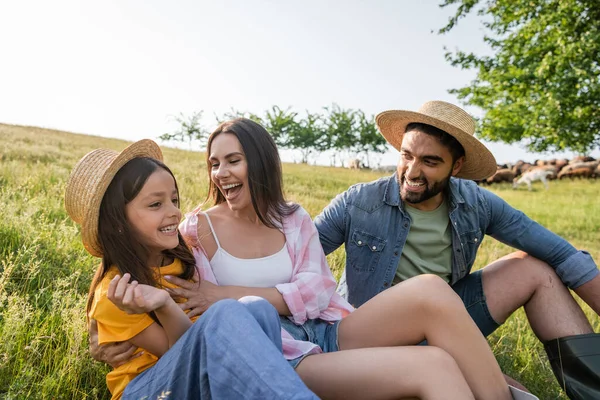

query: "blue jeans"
left=452, top=269, right=500, bottom=337
left=280, top=317, right=341, bottom=368
left=123, top=296, right=318, bottom=400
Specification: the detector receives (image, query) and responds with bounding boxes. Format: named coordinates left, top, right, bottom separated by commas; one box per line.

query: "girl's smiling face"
left=208, top=133, right=252, bottom=212
left=125, top=167, right=182, bottom=265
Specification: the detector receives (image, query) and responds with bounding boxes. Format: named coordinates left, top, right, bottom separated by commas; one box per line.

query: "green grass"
left=1, top=123, right=599, bottom=399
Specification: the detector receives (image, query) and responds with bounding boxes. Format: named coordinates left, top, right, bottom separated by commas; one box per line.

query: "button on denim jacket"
left=314, top=174, right=598, bottom=308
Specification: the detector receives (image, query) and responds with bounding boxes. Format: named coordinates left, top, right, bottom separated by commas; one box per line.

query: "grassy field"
left=1, top=123, right=599, bottom=399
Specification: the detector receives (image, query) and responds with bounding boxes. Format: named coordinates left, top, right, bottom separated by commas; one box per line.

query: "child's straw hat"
left=64, top=139, right=163, bottom=257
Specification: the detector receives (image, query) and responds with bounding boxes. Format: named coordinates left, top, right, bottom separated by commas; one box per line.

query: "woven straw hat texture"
left=64, top=139, right=163, bottom=257
left=376, top=101, right=497, bottom=180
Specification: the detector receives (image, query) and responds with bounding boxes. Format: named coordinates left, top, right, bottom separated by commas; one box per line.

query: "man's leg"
left=123, top=298, right=317, bottom=400
left=480, top=251, right=592, bottom=341
left=464, top=251, right=600, bottom=399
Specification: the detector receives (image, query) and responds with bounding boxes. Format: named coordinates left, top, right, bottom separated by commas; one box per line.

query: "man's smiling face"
left=397, top=129, right=463, bottom=211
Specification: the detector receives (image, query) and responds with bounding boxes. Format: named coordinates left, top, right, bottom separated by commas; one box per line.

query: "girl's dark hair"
left=205, top=118, right=298, bottom=228
left=86, top=157, right=196, bottom=321
left=405, top=122, right=466, bottom=163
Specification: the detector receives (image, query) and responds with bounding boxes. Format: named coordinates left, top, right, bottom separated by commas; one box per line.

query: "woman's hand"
left=165, top=273, right=223, bottom=318
left=88, top=319, right=140, bottom=368
left=108, top=273, right=170, bottom=314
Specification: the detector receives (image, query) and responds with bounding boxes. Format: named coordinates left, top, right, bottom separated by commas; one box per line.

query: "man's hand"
left=165, top=273, right=223, bottom=318
left=89, top=319, right=140, bottom=368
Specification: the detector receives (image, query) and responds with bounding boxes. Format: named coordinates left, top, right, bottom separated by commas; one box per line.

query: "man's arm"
left=481, top=188, right=599, bottom=308
left=313, top=190, right=349, bottom=255
left=89, top=319, right=140, bottom=368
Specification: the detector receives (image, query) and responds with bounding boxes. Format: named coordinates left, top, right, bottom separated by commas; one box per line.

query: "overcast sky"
left=1, top=0, right=597, bottom=165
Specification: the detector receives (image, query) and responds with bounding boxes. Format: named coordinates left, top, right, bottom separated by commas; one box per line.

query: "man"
left=313, top=100, right=600, bottom=399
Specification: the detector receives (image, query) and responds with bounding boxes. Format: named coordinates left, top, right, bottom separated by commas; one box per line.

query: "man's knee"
left=500, top=252, right=561, bottom=288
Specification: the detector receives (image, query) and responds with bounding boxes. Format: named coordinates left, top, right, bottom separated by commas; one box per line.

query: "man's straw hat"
left=376, top=101, right=497, bottom=180
left=64, top=139, right=163, bottom=257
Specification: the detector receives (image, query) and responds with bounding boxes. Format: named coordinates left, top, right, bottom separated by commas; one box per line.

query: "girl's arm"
left=108, top=273, right=192, bottom=357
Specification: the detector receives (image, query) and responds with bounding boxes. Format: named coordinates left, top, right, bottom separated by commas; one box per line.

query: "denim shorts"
left=451, top=269, right=500, bottom=337
left=280, top=317, right=341, bottom=369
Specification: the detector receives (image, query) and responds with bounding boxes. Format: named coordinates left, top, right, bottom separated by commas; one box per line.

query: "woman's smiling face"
left=209, top=133, right=252, bottom=212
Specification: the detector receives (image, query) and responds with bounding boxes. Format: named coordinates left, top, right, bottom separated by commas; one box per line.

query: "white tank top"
left=204, top=213, right=294, bottom=288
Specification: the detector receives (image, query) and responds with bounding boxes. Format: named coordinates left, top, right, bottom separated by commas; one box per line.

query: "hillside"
left=1, top=123, right=599, bottom=399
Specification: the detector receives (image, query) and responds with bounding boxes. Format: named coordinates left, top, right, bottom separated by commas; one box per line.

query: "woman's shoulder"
left=286, top=203, right=310, bottom=220
left=180, top=205, right=219, bottom=244
left=282, top=204, right=314, bottom=233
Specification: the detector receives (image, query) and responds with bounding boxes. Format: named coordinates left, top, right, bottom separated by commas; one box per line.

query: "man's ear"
left=451, top=156, right=465, bottom=176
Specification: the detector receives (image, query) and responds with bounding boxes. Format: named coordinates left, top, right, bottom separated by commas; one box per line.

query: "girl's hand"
left=108, top=273, right=170, bottom=314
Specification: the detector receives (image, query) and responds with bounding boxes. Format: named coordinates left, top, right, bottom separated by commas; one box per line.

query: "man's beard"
left=399, top=171, right=452, bottom=204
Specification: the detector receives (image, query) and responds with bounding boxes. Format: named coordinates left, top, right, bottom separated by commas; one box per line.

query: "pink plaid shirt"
left=179, top=205, right=354, bottom=360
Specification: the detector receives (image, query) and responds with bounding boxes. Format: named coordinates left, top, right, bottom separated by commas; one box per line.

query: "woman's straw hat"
left=376, top=101, right=497, bottom=180
left=64, top=139, right=163, bottom=257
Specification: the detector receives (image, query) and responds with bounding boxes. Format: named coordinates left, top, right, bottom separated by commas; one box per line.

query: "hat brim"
left=79, top=140, right=163, bottom=257
left=376, top=110, right=497, bottom=180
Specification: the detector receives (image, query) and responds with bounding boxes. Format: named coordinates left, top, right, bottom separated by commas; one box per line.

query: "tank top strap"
left=202, top=212, right=222, bottom=249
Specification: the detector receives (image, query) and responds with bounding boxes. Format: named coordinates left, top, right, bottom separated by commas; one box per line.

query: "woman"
left=174, top=118, right=525, bottom=400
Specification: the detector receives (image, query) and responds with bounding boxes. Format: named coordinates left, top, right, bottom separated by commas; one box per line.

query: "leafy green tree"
left=353, top=111, right=388, bottom=168
left=287, top=111, right=326, bottom=164
left=263, top=106, right=299, bottom=148
left=323, top=104, right=357, bottom=166
left=159, top=111, right=208, bottom=150
left=439, top=0, right=600, bottom=153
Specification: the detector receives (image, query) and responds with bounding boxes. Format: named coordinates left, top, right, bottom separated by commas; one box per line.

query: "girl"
left=167, top=118, right=534, bottom=399
left=64, top=140, right=318, bottom=400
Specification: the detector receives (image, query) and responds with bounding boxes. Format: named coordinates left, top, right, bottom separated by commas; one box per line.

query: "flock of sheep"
left=482, top=156, right=600, bottom=190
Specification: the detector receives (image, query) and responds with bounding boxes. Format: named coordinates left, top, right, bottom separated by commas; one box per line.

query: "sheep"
left=348, top=158, right=361, bottom=170
left=486, top=168, right=516, bottom=184
left=557, top=161, right=599, bottom=179
left=512, top=161, right=534, bottom=177
left=513, top=168, right=554, bottom=191
left=570, top=155, right=596, bottom=164
left=558, top=167, right=595, bottom=180
left=555, top=159, right=569, bottom=172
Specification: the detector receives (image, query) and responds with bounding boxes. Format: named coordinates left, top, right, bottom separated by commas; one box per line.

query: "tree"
left=323, top=104, right=357, bottom=166
left=159, top=111, right=208, bottom=150
left=353, top=111, right=389, bottom=168
left=287, top=111, right=326, bottom=164
left=262, top=106, right=300, bottom=149
left=439, top=0, right=600, bottom=153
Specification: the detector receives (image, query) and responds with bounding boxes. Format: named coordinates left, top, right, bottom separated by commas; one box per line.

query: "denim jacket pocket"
left=459, top=229, right=482, bottom=268
left=347, top=230, right=386, bottom=272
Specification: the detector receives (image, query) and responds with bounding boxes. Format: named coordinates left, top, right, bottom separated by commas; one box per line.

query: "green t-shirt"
left=394, top=200, right=453, bottom=284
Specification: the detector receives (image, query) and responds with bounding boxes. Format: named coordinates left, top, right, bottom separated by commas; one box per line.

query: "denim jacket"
left=314, top=173, right=598, bottom=308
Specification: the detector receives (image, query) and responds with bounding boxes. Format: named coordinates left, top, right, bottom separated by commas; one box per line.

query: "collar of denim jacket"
left=447, top=177, right=466, bottom=205
left=383, top=173, right=401, bottom=207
